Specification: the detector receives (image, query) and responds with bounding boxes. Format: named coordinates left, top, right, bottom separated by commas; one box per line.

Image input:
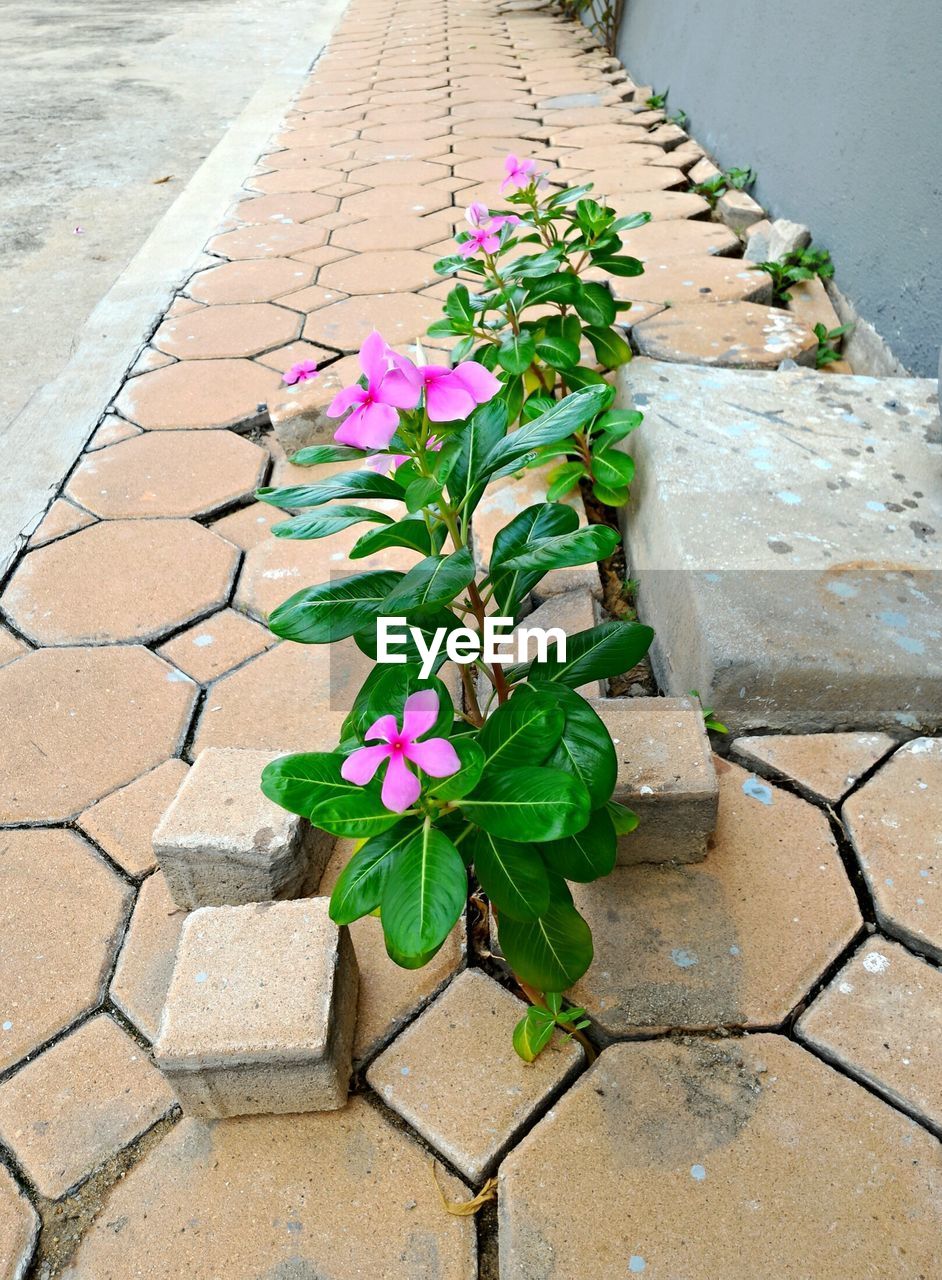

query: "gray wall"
left=613, top=0, right=942, bottom=376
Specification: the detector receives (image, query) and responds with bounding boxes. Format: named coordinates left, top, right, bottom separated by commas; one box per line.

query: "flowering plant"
left=258, top=164, right=654, bottom=1059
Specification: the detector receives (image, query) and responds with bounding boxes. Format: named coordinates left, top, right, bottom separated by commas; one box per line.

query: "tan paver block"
left=786, top=274, right=844, bottom=336
left=348, top=137, right=452, bottom=162
left=152, top=302, right=300, bottom=360
left=550, top=123, right=654, bottom=147
left=26, top=497, right=95, bottom=548
left=554, top=164, right=687, bottom=194
left=165, top=295, right=203, bottom=318
left=0, top=1165, right=38, bottom=1280
left=229, top=191, right=338, bottom=224
left=192, top=638, right=374, bottom=756
left=79, top=759, right=189, bottom=878
left=157, top=608, right=274, bottom=684
left=0, top=623, right=27, bottom=669
left=3, top=519, right=238, bottom=646
left=568, top=757, right=862, bottom=1037
left=111, top=872, right=186, bottom=1042
left=153, top=747, right=330, bottom=908
left=259, top=145, right=356, bottom=170
left=207, top=221, right=329, bottom=260
left=210, top=500, right=281, bottom=550
left=608, top=188, right=711, bottom=221
left=303, top=291, right=442, bottom=352
left=797, top=937, right=942, bottom=1130
left=245, top=166, right=353, bottom=195
left=347, top=158, right=451, bottom=186
left=498, top=1035, right=942, bottom=1278
left=470, top=463, right=584, bottom=573
left=633, top=301, right=818, bottom=368
left=360, top=120, right=454, bottom=141
left=717, top=187, right=766, bottom=230
left=186, top=258, right=315, bottom=304
left=0, top=1013, right=176, bottom=1200
left=560, top=143, right=667, bottom=172
left=85, top=414, right=143, bottom=450
left=614, top=217, right=740, bottom=259
left=318, top=249, right=439, bottom=295
left=0, top=830, right=132, bottom=1070
left=59, top=1102, right=476, bottom=1278
left=591, top=696, right=717, bottom=864
left=340, top=182, right=452, bottom=219
left=115, top=358, right=282, bottom=430
left=319, top=841, right=464, bottom=1063
left=370, top=970, right=581, bottom=1182
left=331, top=211, right=457, bottom=253
left=65, top=429, right=268, bottom=519
left=273, top=283, right=346, bottom=313
left=843, top=738, right=942, bottom=961
left=0, top=647, right=196, bottom=823
left=154, top=899, right=358, bottom=1116
left=255, top=339, right=336, bottom=374
left=613, top=255, right=774, bottom=305
left=732, top=731, right=896, bottom=805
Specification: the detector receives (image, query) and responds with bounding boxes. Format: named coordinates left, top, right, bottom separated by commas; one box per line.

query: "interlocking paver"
left=115, top=358, right=282, bottom=430
left=110, top=871, right=186, bottom=1043
left=152, top=302, right=300, bottom=359
left=229, top=191, right=338, bottom=224
left=318, top=248, right=439, bottom=294
left=633, top=301, right=818, bottom=368
left=60, top=1102, right=476, bottom=1278
left=732, top=731, right=896, bottom=804
left=331, top=211, right=457, bottom=251
left=26, top=496, right=95, bottom=548
left=0, top=647, right=195, bottom=823
left=498, top=1036, right=942, bottom=1279
left=3, top=519, right=238, bottom=646
left=210, top=500, right=281, bottom=550
left=185, top=258, right=315, bottom=304
left=79, top=758, right=189, bottom=878
left=85, top=414, right=143, bottom=450
left=65, top=430, right=267, bottom=519
left=0, top=1013, right=176, bottom=1200
left=608, top=188, right=711, bottom=220
left=0, top=623, right=27, bottom=669
left=843, top=738, right=942, bottom=961
left=245, top=166, right=356, bottom=195
left=0, top=1165, right=38, bottom=1280
left=0, top=830, right=132, bottom=1071
left=207, top=221, right=329, bottom=260
left=303, top=290, right=442, bottom=351
left=797, top=937, right=942, bottom=1130
left=612, top=254, right=774, bottom=304
left=157, top=608, right=274, bottom=683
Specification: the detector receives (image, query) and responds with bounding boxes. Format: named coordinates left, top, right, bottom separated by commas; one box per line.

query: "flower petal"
left=341, top=743, right=390, bottom=785
left=380, top=752, right=421, bottom=812
left=425, top=376, right=476, bottom=423
left=359, top=330, right=392, bottom=389
left=365, top=714, right=399, bottom=743
left=334, top=400, right=399, bottom=449
left=450, top=360, right=501, bottom=405
left=405, top=737, right=461, bottom=778
left=400, top=688, right=440, bottom=741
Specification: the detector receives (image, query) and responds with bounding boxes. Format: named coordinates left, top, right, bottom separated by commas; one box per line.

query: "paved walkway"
left=0, top=0, right=939, bottom=1275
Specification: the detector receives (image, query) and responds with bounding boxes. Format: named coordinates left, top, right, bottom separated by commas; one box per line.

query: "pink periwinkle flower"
left=365, top=436, right=441, bottom=476
left=501, top=154, right=538, bottom=193
left=458, top=203, right=520, bottom=258
left=328, top=331, right=420, bottom=450
left=388, top=352, right=501, bottom=423
left=341, top=689, right=460, bottom=812
left=283, top=359, right=319, bottom=386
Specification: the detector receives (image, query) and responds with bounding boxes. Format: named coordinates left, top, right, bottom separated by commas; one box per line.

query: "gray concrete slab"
left=616, top=360, right=942, bottom=733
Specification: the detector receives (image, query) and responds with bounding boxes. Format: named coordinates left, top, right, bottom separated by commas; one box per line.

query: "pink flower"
left=328, top=331, right=420, bottom=449
left=501, top=154, right=538, bottom=193
left=388, top=353, right=501, bottom=423
left=283, top=359, right=318, bottom=385
left=365, top=436, right=441, bottom=476
left=458, top=203, right=521, bottom=258
left=341, top=690, right=460, bottom=812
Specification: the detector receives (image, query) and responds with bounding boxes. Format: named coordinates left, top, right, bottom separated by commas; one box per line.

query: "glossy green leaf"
left=427, top=737, right=485, bottom=801
left=595, top=409, right=643, bottom=442
left=512, top=620, right=654, bottom=689
left=541, top=807, right=617, bottom=882
left=404, top=476, right=442, bottom=512
left=513, top=1006, right=556, bottom=1061
left=256, top=472, right=403, bottom=509
left=546, top=461, right=585, bottom=502
left=527, top=682, right=617, bottom=808
left=590, top=253, right=645, bottom=277
left=498, top=524, right=619, bottom=573
left=271, top=506, right=393, bottom=540
left=536, top=334, right=581, bottom=370
left=268, top=570, right=403, bottom=644
left=481, top=386, right=612, bottom=480
left=472, top=828, right=550, bottom=921
left=606, top=799, right=639, bottom=835
left=329, top=819, right=420, bottom=924
left=497, top=330, right=537, bottom=375
left=289, top=444, right=366, bottom=466
left=584, top=325, right=632, bottom=368
left=497, top=878, right=593, bottom=991
left=382, top=547, right=476, bottom=613
left=489, top=501, right=579, bottom=615
left=353, top=606, right=463, bottom=668
left=476, top=686, right=565, bottom=771
left=524, top=272, right=581, bottom=306
left=349, top=516, right=443, bottom=560
left=459, top=766, right=590, bottom=841
left=447, top=398, right=508, bottom=519
left=573, top=281, right=616, bottom=327
left=593, top=446, right=635, bottom=490
left=340, top=664, right=454, bottom=748
left=260, top=751, right=354, bottom=819
left=381, top=825, right=467, bottom=965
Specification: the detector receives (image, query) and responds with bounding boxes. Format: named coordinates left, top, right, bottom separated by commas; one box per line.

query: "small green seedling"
left=751, top=244, right=835, bottom=304
left=513, top=992, right=592, bottom=1061
left=690, top=166, right=756, bottom=208
left=667, top=108, right=688, bottom=128
left=645, top=89, right=668, bottom=109
left=814, top=322, right=853, bottom=368
left=690, top=691, right=728, bottom=735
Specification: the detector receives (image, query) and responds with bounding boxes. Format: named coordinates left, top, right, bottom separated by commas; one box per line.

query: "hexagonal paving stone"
left=157, top=608, right=274, bottom=684
left=228, top=191, right=338, bottom=224
left=3, top=520, right=239, bottom=646
left=0, top=646, right=196, bottom=822
left=558, top=164, right=687, bottom=194
left=318, top=250, right=439, bottom=295
left=207, top=221, right=329, bottom=260
left=613, top=217, right=740, bottom=259
left=303, top=292, right=442, bottom=352
left=0, top=830, right=132, bottom=1070
left=318, top=842, right=464, bottom=1063
left=115, top=358, right=283, bottom=430
left=210, top=500, right=281, bottom=550
left=633, top=302, right=818, bottom=368
left=186, top=259, right=315, bottom=304
left=110, top=871, right=186, bottom=1043
left=27, top=497, right=95, bottom=548
left=65, top=430, right=268, bottom=519
left=0, top=1165, right=38, bottom=1280
left=565, top=757, right=861, bottom=1037
left=78, top=759, right=189, bottom=878
left=273, top=284, right=346, bottom=314
left=151, top=303, right=300, bottom=360
left=843, top=738, right=942, bottom=961
left=86, top=414, right=143, bottom=450
left=611, top=255, right=774, bottom=305
left=346, top=158, right=451, bottom=187
left=330, top=212, right=457, bottom=253
left=245, top=166, right=356, bottom=196
left=498, top=1035, right=942, bottom=1278
left=731, top=732, right=896, bottom=805
left=191, top=638, right=373, bottom=756
left=60, top=1101, right=476, bottom=1279
left=255, top=339, right=337, bottom=373
left=0, top=623, right=27, bottom=669
left=340, top=183, right=452, bottom=219
left=608, top=188, right=712, bottom=221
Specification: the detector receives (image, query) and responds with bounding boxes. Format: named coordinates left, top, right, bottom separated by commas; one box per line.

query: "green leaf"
left=382, top=547, right=476, bottom=613
left=528, top=683, right=617, bottom=808
left=444, top=284, right=476, bottom=329
left=592, top=481, right=629, bottom=507
left=542, top=807, right=616, bottom=882
left=498, top=524, right=619, bottom=573
left=268, top=570, right=403, bottom=644
left=524, top=273, right=581, bottom=306
left=536, top=334, right=581, bottom=369
left=497, top=878, right=593, bottom=991
left=329, top=819, right=420, bottom=924
left=489, top=501, right=579, bottom=615
left=606, top=799, right=639, bottom=835
left=447, top=398, right=508, bottom=520
left=256, top=472, right=404, bottom=509
left=349, top=516, right=442, bottom=560
left=271, top=505, right=393, bottom=540
left=508, top=248, right=566, bottom=279
left=611, top=211, right=652, bottom=233
left=595, top=409, right=643, bottom=442
left=426, top=737, right=485, bottom=801
left=261, top=752, right=401, bottom=840
left=404, top=476, right=442, bottom=512
left=381, top=825, right=467, bottom=965
left=472, top=828, right=550, bottom=921
left=354, top=606, right=463, bottom=668
left=459, top=766, right=590, bottom=841
left=477, top=686, right=565, bottom=772
left=584, top=325, right=632, bottom=368
left=498, top=330, right=537, bottom=375
left=341, top=664, right=454, bottom=748
left=289, top=444, right=366, bottom=466
left=592, top=446, right=635, bottom=490
left=573, top=281, right=616, bottom=327
left=546, top=461, right=586, bottom=502
left=512, top=620, right=654, bottom=688
left=513, top=1006, right=556, bottom=1061
left=481, top=386, right=612, bottom=480
left=591, top=254, right=645, bottom=277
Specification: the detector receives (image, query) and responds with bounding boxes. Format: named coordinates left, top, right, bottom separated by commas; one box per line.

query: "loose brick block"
left=153, top=748, right=331, bottom=908
left=367, top=970, right=582, bottom=1181
left=590, top=696, right=718, bottom=864
left=154, top=900, right=358, bottom=1116
left=716, top=188, right=766, bottom=231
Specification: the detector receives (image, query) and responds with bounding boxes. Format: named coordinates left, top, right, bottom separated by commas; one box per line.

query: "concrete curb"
left=0, top=0, right=349, bottom=579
